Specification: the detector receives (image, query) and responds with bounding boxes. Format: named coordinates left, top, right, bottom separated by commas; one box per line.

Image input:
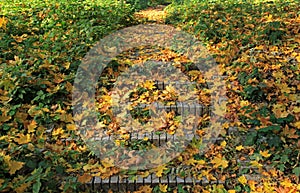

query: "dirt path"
left=134, top=5, right=168, bottom=23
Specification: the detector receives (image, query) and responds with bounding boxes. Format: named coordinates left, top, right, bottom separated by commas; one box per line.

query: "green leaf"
left=259, top=125, right=281, bottom=133
left=33, top=179, right=41, bottom=193
left=292, top=167, right=300, bottom=177
left=244, top=131, right=257, bottom=146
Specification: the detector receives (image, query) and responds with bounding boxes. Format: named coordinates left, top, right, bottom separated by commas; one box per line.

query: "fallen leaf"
left=159, top=184, right=168, bottom=193
left=211, top=154, right=228, bottom=168
left=236, top=145, right=244, bottom=151
left=27, top=120, right=37, bottom=133
left=77, top=173, right=92, bottom=183
left=14, top=133, right=31, bottom=145
left=238, top=175, right=247, bottom=185
left=260, top=150, right=271, bottom=158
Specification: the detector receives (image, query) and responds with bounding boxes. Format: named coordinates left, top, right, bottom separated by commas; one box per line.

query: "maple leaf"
left=0, top=179, right=4, bottom=187
left=272, top=104, right=289, bottom=118
left=135, top=185, right=152, bottom=193
left=159, top=184, right=168, bottom=193
left=293, top=121, right=300, bottom=129
left=211, top=154, right=228, bottom=168
left=14, top=133, right=31, bottom=145
left=101, top=158, right=114, bottom=168
left=260, top=150, right=271, bottom=158
left=236, top=145, right=244, bottom=151
left=154, top=164, right=167, bottom=177
left=143, top=80, right=156, bottom=90
left=250, top=160, right=263, bottom=168
left=66, top=124, right=76, bottom=131
left=9, top=160, right=24, bottom=175
left=0, top=16, right=8, bottom=29
left=2, top=154, right=25, bottom=175
left=77, top=173, right=92, bottom=183
left=238, top=175, right=247, bottom=185
left=15, top=182, right=31, bottom=193
left=280, top=179, right=293, bottom=188
left=52, top=127, right=64, bottom=136
left=27, top=120, right=37, bottom=133
left=220, top=140, right=226, bottom=148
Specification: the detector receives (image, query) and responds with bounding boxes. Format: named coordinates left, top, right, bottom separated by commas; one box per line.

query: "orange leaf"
left=260, top=150, right=271, bottom=158
left=136, top=185, right=152, bottom=193
left=0, top=16, right=8, bottom=29
left=77, top=173, right=92, bottom=184
left=27, top=120, right=37, bottom=133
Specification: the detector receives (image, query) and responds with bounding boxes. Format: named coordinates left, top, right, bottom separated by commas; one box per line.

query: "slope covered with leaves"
left=0, top=0, right=136, bottom=192
left=0, top=0, right=299, bottom=192
left=164, top=0, right=300, bottom=192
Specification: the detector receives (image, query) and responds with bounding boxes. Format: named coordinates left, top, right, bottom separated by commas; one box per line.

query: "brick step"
left=87, top=169, right=224, bottom=192
left=112, top=101, right=210, bottom=117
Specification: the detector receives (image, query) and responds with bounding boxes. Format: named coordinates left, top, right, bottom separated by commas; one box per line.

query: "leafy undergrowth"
left=0, top=0, right=136, bottom=192
left=163, top=0, right=300, bottom=192
left=0, top=0, right=300, bottom=192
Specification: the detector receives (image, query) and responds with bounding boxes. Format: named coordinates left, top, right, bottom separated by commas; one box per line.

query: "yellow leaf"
left=250, top=160, right=263, bottom=168
left=220, top=140, right=226, bottom=147
left=143, top=137, right=149, bottom=141
left=213, top=102, right=226, bottom=116
left=66, top=124, right=76, bottom=131
left=14, top=133, right=31, bottom=145
left=77, top=173, right=92, bottom=183
left=280, top=179, right=293, bottom=188
left=248, top=180, right=257, bottom=191
left=296, top=55, right=300, bottom=62
left=277, top=83, right=291, bottom=94
left=155, top=164, right=167, bottom=177
left=272, top=104, right=289, bottom=118
left=27, top=143, right=35, bottom=151
left=266, top=14, right=273, bottom=22
left=211, top=154, right=228, bottom=168
left=101, top=158, right=114, bottom=168
left=255, top=45, right=265, bottom=50
left=0, top=179, right=5, bottom=186
left=236, top=145, right=244, bottom=151
left=52, top=127, right=64, bottom=136
left=0, top=17, right=8, bottom=29
left=8, top=160, right=25, bottom=175
left=143, top=80, right=156, bottom=90
left=293, top=106, right=300, bottom=113
left=240, top=100, right=249, bottom=107
left=27, top=120, right=37, bottom=133
left=0, top=114, right=11, bottom=123
left=260, top=150, right=271, bottom=158
left=28, top=105, right=43, bottom=117
left=64, top=62, right=71, bottom=70
left=228, top=190, right=236, bottom=193
left=238, top=175, right=247, bottom=185
left=294, top=121, right=300, bottom=129
left=15, top=182, right=31, bottom=193
left=140, top=171, right=150, bottom=178
left=159, top=184, right=168, bottom=193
